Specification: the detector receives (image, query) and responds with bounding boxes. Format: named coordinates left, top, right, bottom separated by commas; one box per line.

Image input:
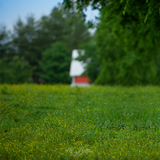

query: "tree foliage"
left=0, top=26, right=8, bottom=59
left=78, top=42, right=100, bottom=83
left=0, top=26, right=15, bottom=61
left=0, top=56, right=32, bottom=84
left=0, top=26, right=33, bottom=84
left=63, top=0, right=160, bottom=29
left=95, top=3, right=160, bottom=85
left=38, top=42, right=71, bottom=84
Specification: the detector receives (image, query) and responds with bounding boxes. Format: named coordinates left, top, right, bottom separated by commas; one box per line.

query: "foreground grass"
left=0, top=84, right=160, bottom=160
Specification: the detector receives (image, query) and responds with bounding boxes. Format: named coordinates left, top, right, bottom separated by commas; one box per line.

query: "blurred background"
left=0, top=0, right=160, bottom=86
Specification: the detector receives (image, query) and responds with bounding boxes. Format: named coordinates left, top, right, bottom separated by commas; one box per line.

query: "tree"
left=0, top=26, right=8, bottom=59
left=38, top=42, right=71, bottom=84
left=0, top=56, right=33, bottom=84
left=95, top=25, right=126, bottom=85
left=12, top=16, right=40, bottom=80
left=0, top=25, right=15, bottom=61
left=9, top=56, right=33, bottom=83
left=0, top=57, right=15, bottom=84
left=95, top=5, right=160, bottom=85
left=37, top=6, right=91, bottom=52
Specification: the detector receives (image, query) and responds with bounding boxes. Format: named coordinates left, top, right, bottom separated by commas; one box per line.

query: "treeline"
left=0, top=5, right=91, bottom=84
left=1, top=1, right=160, bottom=86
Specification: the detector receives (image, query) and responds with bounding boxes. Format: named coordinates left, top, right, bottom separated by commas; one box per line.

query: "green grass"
left=0, top=84, right=160, bottom=159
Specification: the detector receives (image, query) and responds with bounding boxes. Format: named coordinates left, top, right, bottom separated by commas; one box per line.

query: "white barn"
left=69, top=50, right=90, bottom=86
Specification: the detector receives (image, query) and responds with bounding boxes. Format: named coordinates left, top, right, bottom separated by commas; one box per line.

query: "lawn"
left=0, top=84, right=160, bottom=159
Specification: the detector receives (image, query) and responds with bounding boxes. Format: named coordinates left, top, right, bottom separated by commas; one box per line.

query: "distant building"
left=69, top=50, right=90, bottom=86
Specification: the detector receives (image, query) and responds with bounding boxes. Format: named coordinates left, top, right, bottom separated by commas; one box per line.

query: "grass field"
left=0, top=84, right=160, bottom=160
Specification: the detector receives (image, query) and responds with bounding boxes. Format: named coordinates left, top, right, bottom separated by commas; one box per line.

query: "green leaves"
left=38, top=42, right=71, bottom=84
left=0, top=56, right=33, bottom=84
left=94, top=1, right=160, bottom=86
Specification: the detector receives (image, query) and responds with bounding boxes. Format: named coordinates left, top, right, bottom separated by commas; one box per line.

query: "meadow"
left=0, top=84, right=160, bottom=160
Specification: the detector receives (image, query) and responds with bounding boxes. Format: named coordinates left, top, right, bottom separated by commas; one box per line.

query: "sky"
left=0, top=0, right=99, bottom=31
